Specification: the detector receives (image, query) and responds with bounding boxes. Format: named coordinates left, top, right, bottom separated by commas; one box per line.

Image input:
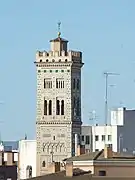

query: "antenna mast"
left=103, top=72, right=119, bottom=146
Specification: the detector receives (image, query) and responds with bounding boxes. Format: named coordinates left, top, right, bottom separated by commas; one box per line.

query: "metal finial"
left=57, top=21, right=61, bottom=37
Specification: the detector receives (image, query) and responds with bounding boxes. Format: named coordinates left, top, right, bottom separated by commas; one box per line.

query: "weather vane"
left=57, top=21, right=61, bottom=38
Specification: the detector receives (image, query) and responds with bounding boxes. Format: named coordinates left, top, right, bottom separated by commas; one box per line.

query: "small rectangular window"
left=61, top=70, right=64, bottom=72
left=81, top=135, right=84, bottom=141
left=44, top=70, right=46, bottom=73
left=55, top=70, right=58, bottom=72
left=102, top=135, right=105, bottom=141
left=67, top=70, right=70, bottom=72
left=50, top=70, right=52, bottom=72
left=95, top=135, right=99, bottom=141
left=108, top=135, right=112, bottom=141
left=85, top=136, right=90, bottom=144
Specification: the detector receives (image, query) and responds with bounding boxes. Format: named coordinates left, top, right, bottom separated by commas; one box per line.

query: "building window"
left=61, top=70, right=64, bottom=72
left=102, top=135, right=105, bottom=141
left=61, top=100, right=64, bottom=115
left=56, top=78, right=64, bottom=88
left=81, top=135, right=84, bottom=141
left=99, top=170, right=106, bottom=176
left=73, top=79, right=76, bottom=89
left=44, top=70, right=46, bottom=73
left=53, top=136, right=55, bottom=140
left=85, top=136, right=90, bottom=144
left=38, top=70, right=41, bottom=73
left=67, top=70, right=70, bottom=72
left=44, top=100, right=47, bottom=115
left=77, top=79, right=80, bottom=90
left=55, top=70, right=58, bottom=72
left=44, top=79, right=52, bottom=89
left=50, top=70, right=52, bottom=72
left=42, top=161, right=46, bottom=167
left=26, top=165, right=32, bottom=178
left=56, top=100, right=60, bottom=115
left=76, top=97, right=80, bottom=116
left=95, top=135, right=99, bottom=141
left=95, top=149, right=99, bottom=151
left=108, top=135, right=112, bottom=141
left=49, top=100, right=52, bottom=115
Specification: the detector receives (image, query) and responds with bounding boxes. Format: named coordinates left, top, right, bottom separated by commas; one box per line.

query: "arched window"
left=26, top=165, right=32, bottom=178
left=42, top=161, right=46, bottom=167
left=76, top=97, right=80, bottom=116
left=49, top=100, right=52, bottom=115
left=73, top=79, right=76, bottom=89
left=44, top=100, right=47, bottom=115
left=56, top=100, right=60, bottom=115
left=61, top=100, right=64, bottom=115
left=77, top=79, right=80, bottom=90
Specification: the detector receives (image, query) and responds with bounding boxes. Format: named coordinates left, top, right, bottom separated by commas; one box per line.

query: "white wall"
left=19, top=140, right=36, bottom=179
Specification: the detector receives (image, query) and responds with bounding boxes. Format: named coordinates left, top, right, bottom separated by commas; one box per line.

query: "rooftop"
left=50, top=37, right=68, bottom=42
left=27, top=170, right=135, bottom=180
left=65, top=149, right=135, bottom=162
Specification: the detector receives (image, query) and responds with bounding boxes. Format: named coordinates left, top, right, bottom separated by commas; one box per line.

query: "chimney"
left=66, top=162, right=73, bottom=177
left=104, top=144, right=113, bottom=158
left=77, top=145, right=85, bottom=156
left=49, top=162, right=60, bottom=173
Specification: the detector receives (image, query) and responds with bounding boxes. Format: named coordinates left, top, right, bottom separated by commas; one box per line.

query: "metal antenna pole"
left=104, top=72, right=119, bottom=146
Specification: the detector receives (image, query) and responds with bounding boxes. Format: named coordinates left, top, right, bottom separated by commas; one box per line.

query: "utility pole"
left=103, top=72, right=119, bottom=146
left=89, top=110, right=98, bottom=152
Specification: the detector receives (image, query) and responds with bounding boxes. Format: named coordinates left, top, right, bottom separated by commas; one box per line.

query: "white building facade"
left=19, top=140, right=36, bottom=180
left=35, top=29, right=84, bottom=175
left=81, top=107, right=135, bottom=154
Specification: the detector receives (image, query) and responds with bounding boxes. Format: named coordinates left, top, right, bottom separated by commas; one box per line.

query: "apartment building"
left=81, top=107, right=135, bottom=153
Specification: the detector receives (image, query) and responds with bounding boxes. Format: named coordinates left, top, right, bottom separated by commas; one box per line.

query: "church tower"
left=35, top=23, right=84, bottom=176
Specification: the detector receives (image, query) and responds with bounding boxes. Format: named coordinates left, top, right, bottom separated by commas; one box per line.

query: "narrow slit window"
left=49, top=100, right=52, bottom=115
left=44, top=100, right=47, bottom=115
left=61, top=100, right=64, bottom=115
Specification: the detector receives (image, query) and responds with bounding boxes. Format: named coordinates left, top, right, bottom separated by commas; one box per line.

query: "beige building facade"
left=35, top=27, right=84, bottom=176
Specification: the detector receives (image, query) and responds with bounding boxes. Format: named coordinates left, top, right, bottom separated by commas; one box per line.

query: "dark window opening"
left=99, top=170, right=106, bottom=176
left=61, top=100, right=64, bottom=115
left=76, top=97, right=80, bottom=116
left=26, top=165, right=32, bottom=178
left=53, top=136, right=55, bottom=140
left=81, top=135, right=84, bottom=141
left=42, top=161, right=46, bottom=167
left=56, top=100, right=60, bottom=115
left=95, top=135, right=99, bottom=141
left=77, top=79, right=79, bottom=89
left=56, top=80, right=58, bottom=88
left=44, top=100, right=47, bottom=115
left=102, top=135, right=105, bottom=141
left=49, top=100, right=52, bottom=115
left=73, top=79, right=76, bottom=89
left=85, top=136, right=90, bottom=145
